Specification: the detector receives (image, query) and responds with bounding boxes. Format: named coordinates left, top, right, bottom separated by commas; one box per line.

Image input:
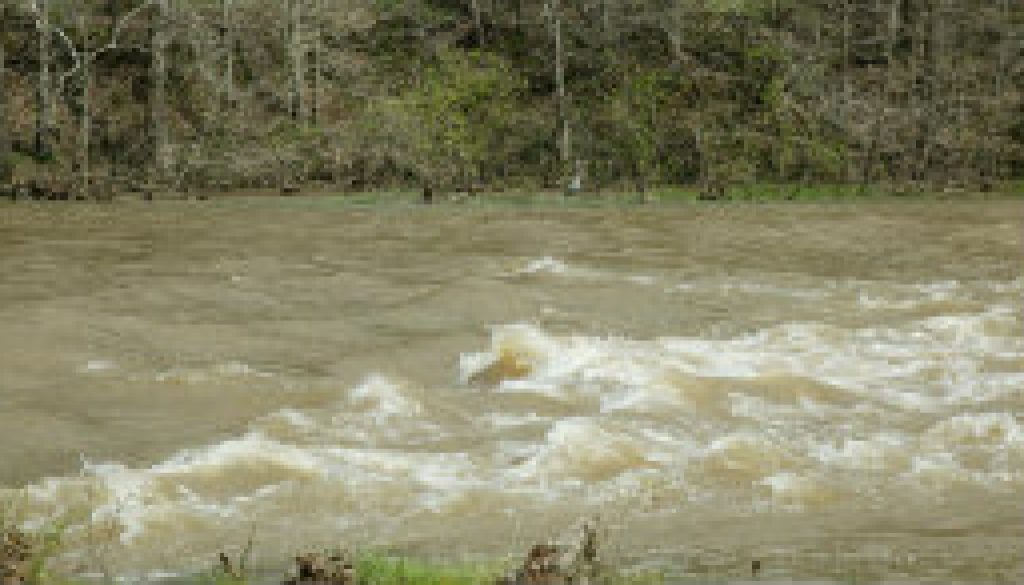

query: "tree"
left=31, top=0, right=53, bottom=160
left=27, top=0, right=158, bottom=197
left=548, top=0, right=569, bottom=170
left=288, top=0, right=305, bottom=121
left=151, top=0, right=170, bottom=186
left=0, top=4, right=10, bottom=186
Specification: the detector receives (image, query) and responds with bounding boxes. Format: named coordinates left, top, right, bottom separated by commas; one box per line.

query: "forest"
left=0, top=0, right=1022, bottom=199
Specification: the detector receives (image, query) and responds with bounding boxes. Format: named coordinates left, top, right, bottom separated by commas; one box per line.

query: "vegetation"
left=0, top=0, right=1022, bottom=199
left=2, top=517, right=673, bottom=585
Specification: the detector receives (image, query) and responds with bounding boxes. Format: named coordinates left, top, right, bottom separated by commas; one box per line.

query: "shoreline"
left=1, top=181, right=1021, bottom=205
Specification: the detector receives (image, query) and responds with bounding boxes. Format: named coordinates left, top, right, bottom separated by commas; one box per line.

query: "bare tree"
left=547, top=0, right=569, bottom=169
left=841, top=0, right=852, bottom=183
left=152, top=0, right=170, bottom=186
left=26, top=1, right=159, bottom=197
left=0, top=4, right=10, bottom=187
left=312, top=0, right=323, bottom=125
left=34, top=0, right=52, bottom=159
left=223, top=0, right=236, bottom=111
left=78, top=11, right=91, bottom=199
left=288, top=0, right=305, bottom=121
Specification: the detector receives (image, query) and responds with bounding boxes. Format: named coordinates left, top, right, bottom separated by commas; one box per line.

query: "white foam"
left=508, top=418, right=657, bottom=484
left=347, top=374, right=422, bottom=419
left=812, top=435, right=908, bottom=472
left=758, top=472, right=833, bottom=509
left=78, top=432, right=322, bottom=541
left=519, top=256, right=571, bottom=275
left=154, top=362, right=273, bottom=384
left=626, top=275, right=656, bottom=285
left=81, top=359, right=116, bottom=373
left=486, top=412, right=549, bottom=429
left=461, top=312, right=1022, bottom=418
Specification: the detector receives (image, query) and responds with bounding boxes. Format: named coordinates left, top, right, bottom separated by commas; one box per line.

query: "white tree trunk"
left=841, top=0, right=852, bottom=182
left=37, top=0, right=51, bottom=158
left=152, top=0, right=170, bottom=185
left=552, top=0, right=569, bottom=165
left=79, top=12, right=91, bottom=200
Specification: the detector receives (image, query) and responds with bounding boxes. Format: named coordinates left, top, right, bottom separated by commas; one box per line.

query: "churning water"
left=0, top=198, right=1021, bottom=582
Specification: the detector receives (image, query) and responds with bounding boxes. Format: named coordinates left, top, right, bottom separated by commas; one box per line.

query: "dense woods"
left=0, top=0, right=1021, bottom=198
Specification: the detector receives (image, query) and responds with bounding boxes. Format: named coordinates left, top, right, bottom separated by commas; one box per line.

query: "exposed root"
left=499, top=522, right=603, bottom=585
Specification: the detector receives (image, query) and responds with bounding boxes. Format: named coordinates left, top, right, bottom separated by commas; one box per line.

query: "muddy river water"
left=0, top=197, right=1021, bottom=582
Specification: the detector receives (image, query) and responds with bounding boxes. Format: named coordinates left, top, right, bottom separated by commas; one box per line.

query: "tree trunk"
left=995, top=0, right=1009, bottom=182
left=289, top=0, right=304, bottom=122
left=0, top=6, right=10, bottom=185
left=152, top=0, right=170, bottom=186
left=885, top=0, right=898, bottom=185
left=109, top=0, right=119, bottom=39
left=79, top=13, right=91, bottom=200
left=36, top=0, right=51, bottom=160
left=841, top=0, right=852, bottom=183
left=929, top=1, right=944, bottom=185
left=223, top=0, right=235, bottom=110
left=312, top=0, right=322, bottom=125
left=471, top=0, right=483, bottom=46
left=997, top=0, right=1008, bottom=96
left=552, top=0, right=569, bottom=167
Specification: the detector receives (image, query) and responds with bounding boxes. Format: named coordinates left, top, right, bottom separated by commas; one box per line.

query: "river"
left=0, top=197, right=1021, bottom=582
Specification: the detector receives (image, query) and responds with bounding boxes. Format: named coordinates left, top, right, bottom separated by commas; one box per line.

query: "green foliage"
left=355, top=553, right=499, bottom=585
left=1, top=0, right=1021, bottom=192
left=363, top=49, right=532, bottom=187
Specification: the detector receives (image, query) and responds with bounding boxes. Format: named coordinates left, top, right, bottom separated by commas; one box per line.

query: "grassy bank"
left=3, top=522, right=666, bottom=585
left=6, top=508, right=1022, bottom=584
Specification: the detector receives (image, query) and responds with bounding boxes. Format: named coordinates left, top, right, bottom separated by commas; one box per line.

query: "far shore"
left=3, top=180, right=1020, bottom=205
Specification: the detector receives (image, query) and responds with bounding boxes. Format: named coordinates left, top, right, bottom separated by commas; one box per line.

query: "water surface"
left=0, top=198, right=1021, bottom=582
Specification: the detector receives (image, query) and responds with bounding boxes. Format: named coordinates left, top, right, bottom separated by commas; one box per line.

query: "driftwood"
left=283, top=551, right=356, bottom=585
left=498, top=523, right=601, bottom=585
left=213, top=539, right=253, bottom=583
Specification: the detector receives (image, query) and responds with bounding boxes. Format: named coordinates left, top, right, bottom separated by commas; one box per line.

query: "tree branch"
left=37, top=1, right=159, bottom=96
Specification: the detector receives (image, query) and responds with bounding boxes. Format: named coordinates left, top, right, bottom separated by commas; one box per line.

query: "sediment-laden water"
left=0, top=198, right=1021, bottom=582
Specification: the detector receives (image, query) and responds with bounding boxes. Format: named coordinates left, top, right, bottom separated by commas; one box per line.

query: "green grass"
left=354, top=552, right=503, bottom=585
left=1, top=509, right=70, bottom=585
left=177, top=549, right=674, bottom=585
left=350, top=552, right=670, bottom=585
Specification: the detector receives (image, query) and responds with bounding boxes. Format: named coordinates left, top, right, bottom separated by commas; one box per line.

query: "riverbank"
left=1, top=181, right=1021, bottom=205
left=6, top=519, right=1021, bottom=585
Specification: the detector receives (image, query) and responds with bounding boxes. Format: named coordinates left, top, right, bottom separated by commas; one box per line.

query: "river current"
left=0, top=198, right=1021, bottom=582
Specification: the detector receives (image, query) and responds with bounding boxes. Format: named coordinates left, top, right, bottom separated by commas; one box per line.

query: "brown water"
left=0, top=197, right=1021, bottom=582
